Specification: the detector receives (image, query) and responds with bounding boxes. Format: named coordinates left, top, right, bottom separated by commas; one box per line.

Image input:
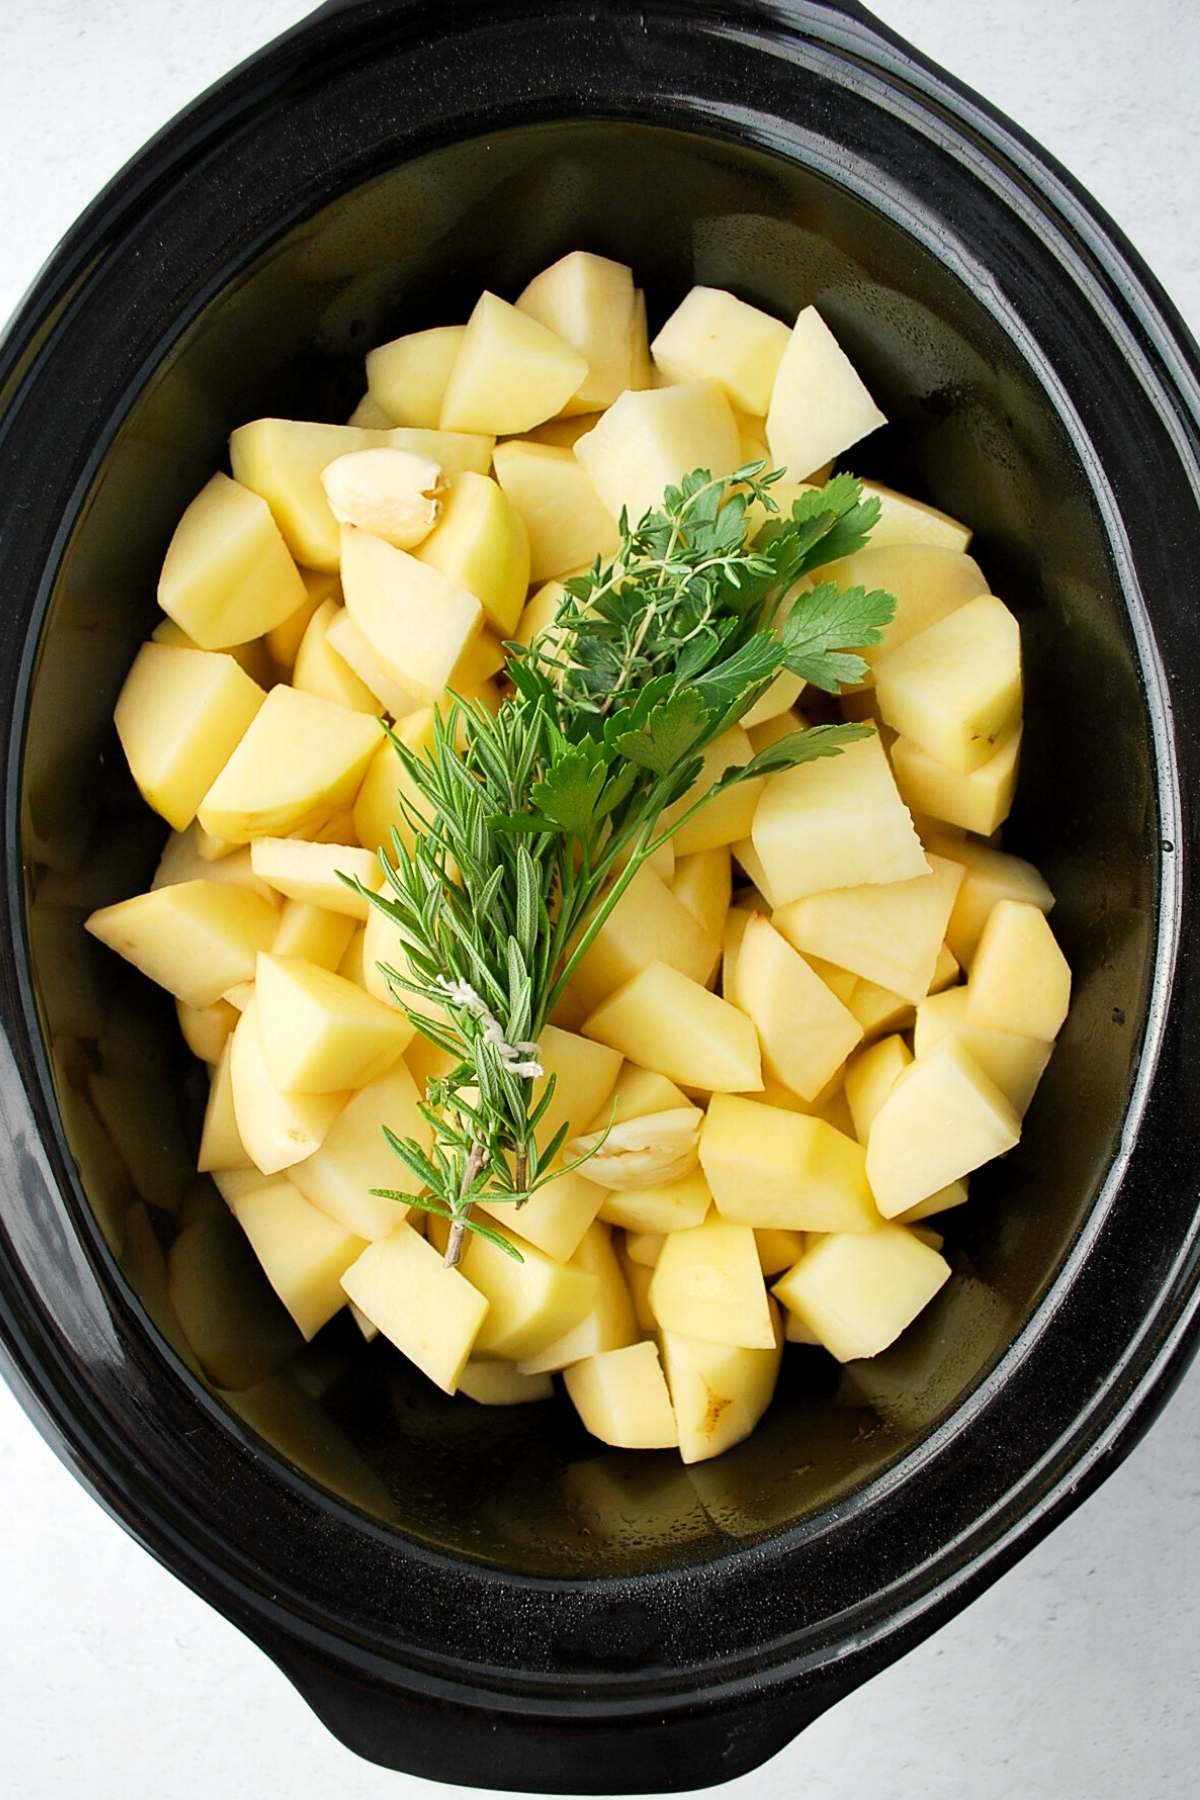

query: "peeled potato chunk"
left=755, top=1228, right=807, bottom=1277
left=965, top=899, right=1071, bottom=1042
left=657, top=725, right=762, bottom=857
left=177, top=996, right=239, bottom=1066
left=752, top=730, right=928, bottom=905
left=583, top=961, right=763, bottom=1094
left=293, top=599, right=388, bottom=715
left=844, top=1034, right=913, bottom=1143
left=913, top=986, right=1052, bottom=1116
left=477, top=1165, right=606, bottom=1266
left=571, top=863, right=720, bottom=1014
left=564, top=1341, right=679, bottom=1450
left=249, top=838, right=383, bottom=920
left=766, top=306, right=886, bottom=482
left=153, top=826, right=277, bottom=906
left=289, top=1060, right=431, bottom=1240
left=866, top=1037, right=1020, bottom=1217
left=732, top=914, right=862, bottom=1100
left=574, top=381, right=740, bottom=530
left=652, top=285, right=791, bottom=416
left=875, top=593, right=1022, bottom=774
left=526, top=1025, right=622, bottom=1156
left=598, top=1165, right=712, bottom=1235
left=457, top=1360, right=554, bottom=1406
left=228, top=998, right=348, bottom=1175
left=114, top=643, right=266, bottom=831
left=492, top=440, right=617, bottom=584
left=231, top=1178, right=365, bottom=1341
left=700, top=1094, right=881, bottom=1233
left=266, top=568, right=338, bottom=673
left=857, top=481, right=972, bottom=554
left=340, top=524, right=483, bottom=702
left=86, top=880, right=278, bottom=1009
left=515, top=251, right=636, bottom=413
left=772, top=1225, right=950, bottom=1362
left=198, top=1042, right=252, bottom=1173
left=459, top=1222, right=598, bottom=1363
left=593, top=1063, right=690, bottom=1128
left=158, top=471, right=307, bottom=649
left=672, top=847, right=732, bottom=944
left=517, top=1223, right=637, bottom=1375
left=366, top=325, right=465, bottom=429
left=773, top=853, right=964, bottom=1005
left=255, top=951, right=413, bottom=1094
left=341, top=1222, right=489, bottom=1394
left=929, top=831, right=1055, bottom=967
left=197, top=685, right=382, bottom=844
left=659, top=1308, right=782, bottom=1464
left=440, top=290, right=588, bottom=434
left=649, top=1215, right=775, bottom=1350
left=412, top=471, right=530, bottom=637
left=271, top=898, right=358, bottom=972
left=891, top=727, right=1021, bottom=837
left=817, top=544, right=986, bottom=679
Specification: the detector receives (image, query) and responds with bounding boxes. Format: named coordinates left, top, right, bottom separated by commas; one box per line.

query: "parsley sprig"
left=353, top=467, right=895, bottom=1264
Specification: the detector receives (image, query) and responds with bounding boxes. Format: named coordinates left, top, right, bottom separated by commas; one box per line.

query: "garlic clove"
left=565, top=1106, right=703, bottom=1190
left=320, top=447, right=447, bottom=549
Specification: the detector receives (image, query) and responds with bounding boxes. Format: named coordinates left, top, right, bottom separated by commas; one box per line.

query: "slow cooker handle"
left=266, top=1635, right=858, bottom=1793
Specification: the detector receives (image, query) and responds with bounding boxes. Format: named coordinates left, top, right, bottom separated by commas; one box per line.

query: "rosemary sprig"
left=351, top=467, right=896, bottom=1265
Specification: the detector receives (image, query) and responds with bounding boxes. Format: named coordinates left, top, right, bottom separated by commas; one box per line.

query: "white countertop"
left=1, top=3, right=1197, bottom=1796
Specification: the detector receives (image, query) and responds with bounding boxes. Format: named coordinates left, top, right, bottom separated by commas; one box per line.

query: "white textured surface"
left=1, top=3, right=1198, bottom=1797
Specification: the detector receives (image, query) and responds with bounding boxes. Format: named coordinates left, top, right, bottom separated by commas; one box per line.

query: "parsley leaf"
left=779, top=581, right=896, bottom=692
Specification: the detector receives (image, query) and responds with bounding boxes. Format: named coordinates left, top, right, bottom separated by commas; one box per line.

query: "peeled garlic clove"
left=565, top=1106, right=703, bottom=1190
left=321, top=447, right=447, bottom=549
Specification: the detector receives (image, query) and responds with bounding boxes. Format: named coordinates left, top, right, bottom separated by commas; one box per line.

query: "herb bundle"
left=352, top=467, right=895, bottom=1264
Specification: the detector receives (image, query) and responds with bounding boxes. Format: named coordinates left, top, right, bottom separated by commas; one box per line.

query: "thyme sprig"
left=351, top=467, right=895, bottom=1265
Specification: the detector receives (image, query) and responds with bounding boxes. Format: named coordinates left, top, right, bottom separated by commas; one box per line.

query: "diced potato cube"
left=625, top=1231, right=664, bottom=1267
left=649, top=1214, right=775, bottom=1349
left=527, top=1025, right=622, bottom=1154
left=440, top=291, right=588, bottom=434
left=818, top=544, right=986, bottom=682
left=150, top=616, right=274, bottom=689
left=591, top=1063, right=690, bottom=1128
left=659, top=1312, right=782, bottom=1464
left=844, top=1034, right=913, bottom=1142
left=337, top=926, right=367, bottom=987
left=564, top=1341, right=679, bottom=1449
left=87, top=880, right=279, bottom=1008
left=249, top=838, right=382, bottom=920
left=366, top=325, right=465, bottom=428
left=930, top=832, right=1055, bottom=967
left=517, top=1223, right=637, bottom=1373
left=866, top=1037, right=1020, bottom=1216
left=583, top=961, right=763, bottom=1093
left=411, top=470, right=530, bottom=636
left=571, top=863, right=720, bottom=1013
left=875, top=594, right=1022, bottom=774
left=352, top=726, right=434, bottom=856
left=914, top=986, right=1052, bottom=1115
left=752, top=731, right=927, bottom=905
left=598, top=1166, right=713, bottom=1235
left=293, top=599, right=382, bottom=714
left=742, top=673, right=806, bottom=730
left=773, top=853, right=964, bottom=1003
left=444, top=1219, right=595, bottom=1362
left=672, top=848, right=732, bottom=944
left=802, top=954, right=858, bottom=1006
left=492, top=441, right=617, bottom=584
left=198, top=1042, right=252, bottom=1173
left=153, top=825, right=278, bottom=906
left=658, top=725, right=762, bottom=856
left=228, top=998, right=347, bottom=1175
left=231, top=1178, right=364, bottom=1340
left=731, top=838, right=780, bottom=908
left=230, top=419, right=382, bottom=570
left=322, top=608, right=419, bottom=717
left=477, top=1165, right=607, bottom=1265
left=965, top=899, right=1071, bottom=1041
left=651, top=286, right=791, bottom=416
left=271, top=898, right=358, bottom=972
left=574, top=381, right=740, bottom=529
left=114, top=643, right=265, bottom=831
left=929, top=942, right=961, bottom=992
left=289, top=1061, right=431, bottom=1239
left=177, top=996, right=239, bottom=1065
left=265, top=567, right=338, bottom=672
left=341, top=1223, right=489, bottom=1393
left=699, top=1094, right=880, bottom=1232
left=457, top=1360, right=554, bottom=1406
left=197, top=685, right=382, bottom=844
left=857, top=481, right=971, bottom=553
left=516, top=251, right=635, bottom=413
left=772, top=1224, right=950, bottom=1361
left=733, top=914, right=862, bottom=1099
left=255, top=952, right=413, bottom=1093
left=766, top=306, right=886, bottom=482
left=340, top=524, right=482, bottom=701
left=755, top=1228, right=807, bottom=1276
left=158, top=471, right=307, bottom=648
left=721, top=903, right=753, bottom=999
left=896, top=1178, right=969, bottom=1225
left=891, top=727, right=1021, bottom=837
left=384, top=428, right=495, bottom=476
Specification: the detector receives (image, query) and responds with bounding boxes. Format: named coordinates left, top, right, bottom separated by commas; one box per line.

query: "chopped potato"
left=773, top=1225, right=950, bottom=1362
left=114, top=643, right=266, bottom=830
left=700, top=1094, right=880, bottom=1233
left=583, top=961, right=763, bottom=1094
left=158, top=471, right=307, bottom=648
left=564, top=1341, right=678, bottom=1450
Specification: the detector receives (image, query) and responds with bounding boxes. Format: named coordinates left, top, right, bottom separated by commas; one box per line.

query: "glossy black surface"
left=0, top=1, right=1197, bottom=1792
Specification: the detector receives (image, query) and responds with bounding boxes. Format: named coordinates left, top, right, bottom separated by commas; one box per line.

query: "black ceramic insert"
left=0, top=2, right=1197, bottom=1792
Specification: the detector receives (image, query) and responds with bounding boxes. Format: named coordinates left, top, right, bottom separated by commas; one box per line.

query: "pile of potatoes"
left=83, top=252, right=1069, bottom=1464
